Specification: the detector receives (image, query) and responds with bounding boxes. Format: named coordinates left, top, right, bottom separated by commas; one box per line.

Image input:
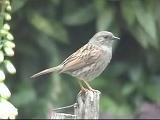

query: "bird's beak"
left=112, top=36, right=120, bottom=40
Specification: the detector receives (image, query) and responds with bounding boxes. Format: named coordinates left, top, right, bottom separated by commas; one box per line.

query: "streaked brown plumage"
left=31, top=31, right=120, bottom=91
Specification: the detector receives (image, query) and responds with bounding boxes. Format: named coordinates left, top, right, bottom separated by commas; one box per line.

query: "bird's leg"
left=78, top=80, right=87, bottom=92
left=83, top=80, right=98, bottom=92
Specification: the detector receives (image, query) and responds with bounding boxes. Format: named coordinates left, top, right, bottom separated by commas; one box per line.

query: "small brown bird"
left=31, top=31, right=120, bottom=91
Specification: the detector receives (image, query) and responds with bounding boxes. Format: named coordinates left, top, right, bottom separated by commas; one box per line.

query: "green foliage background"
left=7, top=0, right=160, bottom=118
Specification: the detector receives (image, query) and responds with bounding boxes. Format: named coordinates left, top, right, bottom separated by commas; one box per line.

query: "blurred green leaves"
left=134, top=1, right=158, bottom=49
left=8, top=0, right=160, bottom=119
left=29, top=11, right=69, bottom=44
left=145, top=83, right=160, bottom=102
left=11, top=86, right=36, bottom=106
left=121, top=0, right=159, bottom=49
left=63, top=1, right=95, bottom=26
left=12, top=0, right=27, bottom=12
left=121, top=1, right=136, bottom=26
left=100, top=96, right=132, bottom=118
left=95, top=0, right=114, bottom=31
left=96, top=7, right=114, bottom=31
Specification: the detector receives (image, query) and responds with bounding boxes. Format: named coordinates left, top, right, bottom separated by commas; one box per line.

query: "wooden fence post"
left=50, top=90, right=101, bottom=119
left=74, top=90, right=101, bottom=119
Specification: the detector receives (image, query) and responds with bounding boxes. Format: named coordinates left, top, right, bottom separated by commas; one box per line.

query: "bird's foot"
left=87, top=87, right=99, bottom=93
left=78, top=88, right=88, bottom=96
left=83, top=80, right=99, bottom=93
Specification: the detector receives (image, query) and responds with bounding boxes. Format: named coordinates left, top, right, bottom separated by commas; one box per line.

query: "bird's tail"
left=30, top=65, right=63, bottom=78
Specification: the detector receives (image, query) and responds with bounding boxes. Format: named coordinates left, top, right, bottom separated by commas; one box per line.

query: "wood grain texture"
left=51, top=90, right=100, bottom=119
left=74, top=90, right=101, bottom=119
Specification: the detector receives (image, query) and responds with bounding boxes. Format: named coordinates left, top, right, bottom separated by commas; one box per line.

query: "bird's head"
left=89, top=31, right=120, bottom=47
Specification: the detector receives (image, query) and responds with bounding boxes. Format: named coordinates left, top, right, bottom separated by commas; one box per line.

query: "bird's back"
left=61, top=43, right=112, bottom=81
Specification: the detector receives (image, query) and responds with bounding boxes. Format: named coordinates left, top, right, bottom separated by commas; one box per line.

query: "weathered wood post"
left=74, top=90, right=101, bottom=119
left=50, top=90, right=101, bottom=119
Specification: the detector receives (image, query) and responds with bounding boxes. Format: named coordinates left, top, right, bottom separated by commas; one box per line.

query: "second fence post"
left=74, top=90, right=101, bottom=119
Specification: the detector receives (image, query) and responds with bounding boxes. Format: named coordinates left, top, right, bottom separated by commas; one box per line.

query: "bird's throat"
left=101, top=45, right=112, bottom=52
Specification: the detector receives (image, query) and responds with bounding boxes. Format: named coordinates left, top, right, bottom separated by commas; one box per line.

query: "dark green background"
left=8, top=0, right=160, bottom=118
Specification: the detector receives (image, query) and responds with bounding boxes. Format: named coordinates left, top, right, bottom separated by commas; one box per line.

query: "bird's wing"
left=60, top=43, right=103, bottom=73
